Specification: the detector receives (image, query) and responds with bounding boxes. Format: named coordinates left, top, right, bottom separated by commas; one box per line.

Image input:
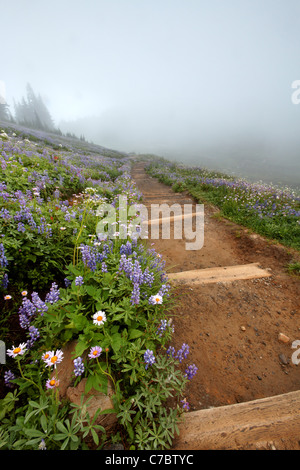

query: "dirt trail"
left=132, top=163, right=300, bottom=419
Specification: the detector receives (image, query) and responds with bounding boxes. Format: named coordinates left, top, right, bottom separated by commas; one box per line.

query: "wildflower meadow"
left=0, top=128, right=196, bottom=450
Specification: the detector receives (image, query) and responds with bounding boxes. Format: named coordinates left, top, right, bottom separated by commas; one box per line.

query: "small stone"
left=66, top=378, right=117, bottom=431
left=278, top=333, right=290, bottom=344
left=279, top=353, right=288, bottom=365
left=268, top=442, right=277, bottom=450
left=240, top=326, right=246, bottom=331
left=104, top=443, right=124, bottom=451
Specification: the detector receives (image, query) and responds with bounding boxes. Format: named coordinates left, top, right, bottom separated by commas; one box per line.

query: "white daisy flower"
left=46, top=378, right=60, bottom=389
left=150, top=293, right=163, bottom=305
left=44, top=350, right=64, bottom=368
left=41, top=351, right=52, bottom=363
left=92, top=311, right=107, bottom=326
left=7, top=342, right=27, bottom=358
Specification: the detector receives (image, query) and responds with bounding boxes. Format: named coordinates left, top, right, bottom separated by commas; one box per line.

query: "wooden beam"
left=142, top=211, right=203, bottom=226
left=168, top=263, right=271, bottom=285
left=173, top=390, right=300, bottom=450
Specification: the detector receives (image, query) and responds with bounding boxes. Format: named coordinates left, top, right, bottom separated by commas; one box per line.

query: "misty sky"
left=1, top=0, right=300, bottom=170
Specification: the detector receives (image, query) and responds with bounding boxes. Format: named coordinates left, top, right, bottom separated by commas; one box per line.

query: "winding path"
left=132, top=161, right=300, bottom=450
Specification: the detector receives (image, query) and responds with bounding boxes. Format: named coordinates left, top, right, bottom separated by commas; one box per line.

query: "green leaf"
left=53, top=433, right=67, bottom=441
left=61, top=437, right=70, bottom=450
left=129, top=329, right=144, bottom=340
left=72, top=314, right=88, bottom=330
left=85, top=374, right=95, bottom=394
left=28, top=400, right=40, bottom=408
left=40, top=414, right=48, bottom=433
left=70, top=434, right=79, bottom=443
left=27, top=254, right=37, bottom=263
left=56, top=421, right=68, bottom=434
left=111, top=333, right=122, bottom=352
left=126, top=422, right=135, bottom=441
left=93, top=372, right=108, bottom=394
left=91, top=428, right=99, bottom=445
left=85, top=285, right=97, bottom=296
left=12, top=439, right=27, bottom=448
left=75, top=340, right=88, bottom=357
left=24, top=428, right=46, bottom=438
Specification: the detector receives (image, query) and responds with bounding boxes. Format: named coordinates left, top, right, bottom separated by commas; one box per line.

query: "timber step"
left=173, top=390, right=300, bottom=450
left=168, top=263, right=271, bottom=285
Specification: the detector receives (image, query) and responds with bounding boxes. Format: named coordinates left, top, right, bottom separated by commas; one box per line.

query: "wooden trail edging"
left=168, top=263, right=272, bottom=285
left=173, top=390, right=300, bottom=450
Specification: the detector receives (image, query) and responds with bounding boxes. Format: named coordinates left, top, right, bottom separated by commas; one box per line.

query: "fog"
left=1, top=0, right=300, bottom=186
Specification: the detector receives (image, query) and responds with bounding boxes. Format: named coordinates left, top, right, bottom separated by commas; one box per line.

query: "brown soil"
left=132, top=162, right=300, bottom=450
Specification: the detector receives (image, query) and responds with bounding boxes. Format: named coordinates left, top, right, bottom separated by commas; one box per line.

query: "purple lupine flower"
left=0, top=208, right=11, bottom=220
left=101, top=262, right=108, bottom=273
left=156, top=319, right=167, bottom=337
left=27, top=325, right=40, bottom=348
left=120, top=241, right=132, bottom=256
left=53, top=189, right=60, bottom=199
left=79, top=244, right=106, bottom=272
left=75, top=276, right=84, bottom=286
left=142, top=267, right=154, bottom=287
left=19, top=312, right=31, bottom=329
left=144, top=349, right=156, bottom=370
left=64, top=277, right=71, bottom=287
left=0, top=243, right=8, bottom=268
left=17, top=222, right=26, bottom=233
left=4, top=370, right=16, bottom=388
left=18, top=296, right=36, bottom=329
left=158, top=283, right=170, bottom=297
left=131, top=282, right=140, bottom=305
left=119, top=254, right=132, bottom=276
left=73, top=357, right=85, bottom=377
left=181, top=398, right=190, bottom=411
left=79, top=244, right=97, bottom=271
left=32, top=292, right=48, bottom=314
left=184, top=364, right=198, bottom=380
left=2, top=273, right=9, bottom=289
left=45, top=283, right=60, bottom=304
left=131, top=260, right=144, bottom=285
left=175, top=343, right=190, bottom=363
left=166, top=346, right=176, bottom=358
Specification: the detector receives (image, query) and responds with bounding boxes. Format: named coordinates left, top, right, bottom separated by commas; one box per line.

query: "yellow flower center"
left=50, top=379, right=56, bottom=386
left=44, top=353, right=49, bottom=359
left=51, top=355, right=58, bottom=363
left=13, top=347, right=21, bottom=354
left=97, top=315, right=103, bottom=322
left=93, top=350, right=98, bottom=355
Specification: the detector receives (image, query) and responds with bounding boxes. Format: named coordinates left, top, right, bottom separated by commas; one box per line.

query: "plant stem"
left=96, top=357, right=116, bottom=392
left=16, top=358, right=43, bottom=394
left=73, top=197, right=91, bottom=266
